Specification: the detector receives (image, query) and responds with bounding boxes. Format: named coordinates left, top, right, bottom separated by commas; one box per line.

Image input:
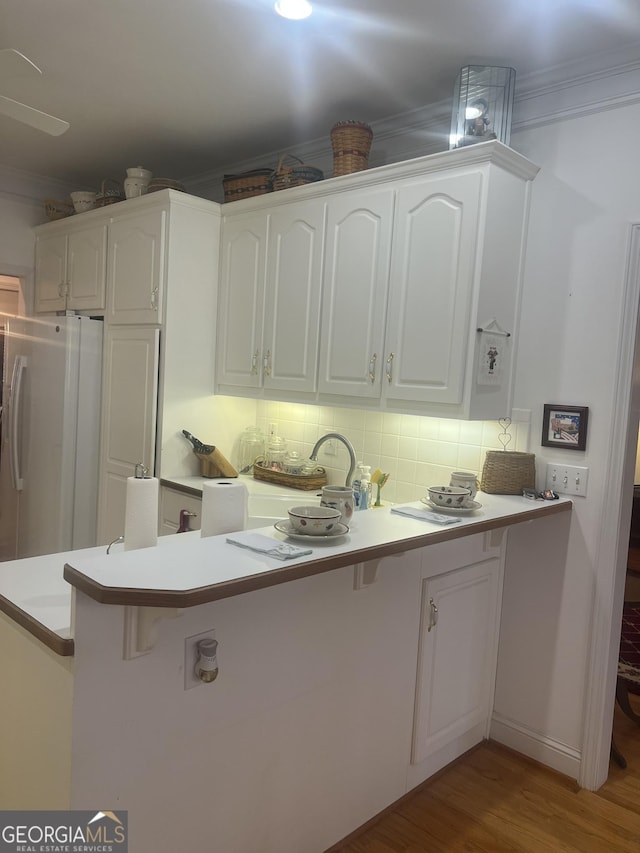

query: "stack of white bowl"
left=124, top=167, right=152, bottom=199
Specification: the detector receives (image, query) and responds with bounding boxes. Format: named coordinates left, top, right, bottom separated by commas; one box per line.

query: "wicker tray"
left=253, top=461, right=327, bottom=491
left=270, top=154, right=323, bottom=192
left=481, top=450, right=535, bottom=495
left=44, top=198, right=75, bottom=220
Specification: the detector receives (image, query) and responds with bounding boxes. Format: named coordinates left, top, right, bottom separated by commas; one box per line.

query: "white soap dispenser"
left=358, top=465, right=371, bottom=511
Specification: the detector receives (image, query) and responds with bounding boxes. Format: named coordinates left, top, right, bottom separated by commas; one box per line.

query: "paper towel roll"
left=124, top=475, right=159, bottom=551
left=201, top=480, right=248, bottom=537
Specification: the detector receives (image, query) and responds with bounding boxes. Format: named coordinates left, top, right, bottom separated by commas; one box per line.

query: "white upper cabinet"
left=216, top=213, right=267, bottom=390
left=106, top=208, right=166, bottom=324
left=35, top=221, right=107, bottom=313
left=318, top=187, right=394, bottom=398
left=217, top=142, right=538, bottom=419
left=382, top=171, right=482, bottom=408
left=217, top=199, right=325, bottom=396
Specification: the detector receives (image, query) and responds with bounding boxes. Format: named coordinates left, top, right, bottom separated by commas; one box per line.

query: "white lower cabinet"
left=411, top=552, right=501, bottom=768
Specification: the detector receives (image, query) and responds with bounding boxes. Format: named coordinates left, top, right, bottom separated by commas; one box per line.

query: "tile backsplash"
left=254, top=401, right=531, bottom=504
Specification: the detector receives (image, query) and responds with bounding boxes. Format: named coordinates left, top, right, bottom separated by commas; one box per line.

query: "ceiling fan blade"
left=0, top=94, right=69, bottom=136
left=0, top=48, right=41, bottom=80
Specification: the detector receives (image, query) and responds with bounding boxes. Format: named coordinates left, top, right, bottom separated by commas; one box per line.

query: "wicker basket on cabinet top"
left=330, top=120, right=373, bottom=176
left=223, top=169, right=273, bottom=202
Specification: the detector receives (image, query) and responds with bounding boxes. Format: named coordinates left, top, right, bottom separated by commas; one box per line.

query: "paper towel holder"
left=134, top=462, right=150, bottom=478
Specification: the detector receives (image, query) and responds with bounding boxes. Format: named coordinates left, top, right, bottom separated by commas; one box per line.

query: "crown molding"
left=0, top=163, right=75, bottom=207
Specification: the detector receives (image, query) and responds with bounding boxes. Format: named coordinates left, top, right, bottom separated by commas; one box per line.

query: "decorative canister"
left=449, top=471, right=478, bottom=504
left=320, top=485, right=354, bottom=526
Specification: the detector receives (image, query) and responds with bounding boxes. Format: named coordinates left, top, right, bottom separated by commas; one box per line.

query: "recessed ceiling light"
left=275, top=0, right=312, bottom=20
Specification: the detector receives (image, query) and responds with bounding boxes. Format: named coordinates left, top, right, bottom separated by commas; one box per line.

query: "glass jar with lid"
left=264, top=434, right=287, bottom=471
left=237, top=426, right=265, bottom=474
left=283, top=451, right=303, bottom=475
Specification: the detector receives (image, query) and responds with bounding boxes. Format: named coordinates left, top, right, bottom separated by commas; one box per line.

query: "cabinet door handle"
left=150, top=287, right=159, bottom=309
left=251, top=350, right=260, bottom=375
left=385, top=352, right=395, bottom=384
left=263, top=349, right=272, bottom=378
left=427, top=597, right=439, bottom=632
left=58, top=281, right=68, bottom=298
left=368, top=353, right=377, bottom=384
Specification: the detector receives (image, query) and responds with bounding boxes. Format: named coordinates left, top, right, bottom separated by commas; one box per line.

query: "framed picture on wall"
left=541, top=404, right=589, bottom=451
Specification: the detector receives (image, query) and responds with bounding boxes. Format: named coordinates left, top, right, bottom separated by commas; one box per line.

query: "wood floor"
left=329, top=675, right=640, bottom=851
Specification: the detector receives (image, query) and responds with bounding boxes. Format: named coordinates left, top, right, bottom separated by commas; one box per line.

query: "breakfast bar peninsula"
left=1, top=493, right=571, bottom=853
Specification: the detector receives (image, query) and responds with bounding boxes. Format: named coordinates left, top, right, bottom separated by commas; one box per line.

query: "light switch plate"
left=545, top=463, right=589, bottom=497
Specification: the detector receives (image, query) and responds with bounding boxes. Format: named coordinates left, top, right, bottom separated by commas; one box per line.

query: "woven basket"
left=481, top=450, right=536, bottom=495
left=253, top=461, right=327, bottom=491
left=330, top=120, right=373, bottom=176
left=270, top=155, right=323, bottom=192
left=223, top=169, right=273, bottom=202
left=95, top=178, right=125, bottom=207
left=44, top=198, right=75, bottom=220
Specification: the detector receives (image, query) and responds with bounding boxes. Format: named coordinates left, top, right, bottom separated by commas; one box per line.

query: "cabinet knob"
left=368, top=353, right=377, bottom=384
left=427, top=597, right=439, bottom=632
left=263, top=349, right=272, bottom=378
left=251, top=350, right=260, bottom=375
left=385, top=352, right=395, bottom=384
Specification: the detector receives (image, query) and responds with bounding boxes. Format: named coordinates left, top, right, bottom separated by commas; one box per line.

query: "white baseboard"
left=490, top=713, right=582, bottom=780
left=405, top=721, right=486, bottom=792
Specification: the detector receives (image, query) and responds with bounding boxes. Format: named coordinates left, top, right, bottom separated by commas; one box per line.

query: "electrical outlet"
left=184, top=629, right=216, bottom=690
left=323, top=439, right=337, bottom=456
left=545, top=463, right=589, bottom=497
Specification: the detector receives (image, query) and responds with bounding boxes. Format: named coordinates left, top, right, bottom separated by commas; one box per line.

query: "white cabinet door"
left=35, top=223, right=107, bottom=313
left=66, top=224, right=107, bottom=311
left=411, top=557, right=500, bottom=765
left=106, top=208, right=166, bottom=324
left=263, top=200, right=325, bottom=393
left=35, top=232, right=67, bottom=312
left=384, top=172, right=481, bottom=406
left=318, top=188, right=394, bottom=398
left=97, top=326, right=160, bottom=545
left=216, top=213, right=267, bottom=389
left=217, top=201, right=325, bottom=394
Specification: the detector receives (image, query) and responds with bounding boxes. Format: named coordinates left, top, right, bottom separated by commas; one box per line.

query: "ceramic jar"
left=124, top=167, right=152, bottom=199
left=320, top=485, right=354, bottom=526
left=449, top=471, right=478, bottom=505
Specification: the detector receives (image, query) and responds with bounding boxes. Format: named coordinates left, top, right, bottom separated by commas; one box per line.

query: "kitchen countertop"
left=1, top=492, right=572, bottom=656
left=64, top=494, right=572, bottom=610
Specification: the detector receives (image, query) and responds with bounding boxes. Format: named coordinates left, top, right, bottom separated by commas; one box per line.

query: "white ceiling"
left=2, top=0, right=640, bottom=189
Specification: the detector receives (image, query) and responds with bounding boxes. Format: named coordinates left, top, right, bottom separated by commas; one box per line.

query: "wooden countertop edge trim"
left=63, top=501, right=571, bottom=609
left=0, top=594, right=74, bottom=657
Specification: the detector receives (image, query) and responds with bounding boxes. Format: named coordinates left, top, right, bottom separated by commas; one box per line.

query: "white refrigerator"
left=0, top=314, right=103, bottom=559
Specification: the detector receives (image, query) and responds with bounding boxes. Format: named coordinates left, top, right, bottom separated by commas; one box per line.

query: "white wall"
left=489, top=103, right=640, bottom=779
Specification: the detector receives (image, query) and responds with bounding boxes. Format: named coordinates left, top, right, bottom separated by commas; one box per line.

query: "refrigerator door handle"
left=9, top=355, right=27, bottom=491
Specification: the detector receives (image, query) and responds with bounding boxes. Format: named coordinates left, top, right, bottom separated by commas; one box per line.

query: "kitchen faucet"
left=310, top=433, right=357, bottom=487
